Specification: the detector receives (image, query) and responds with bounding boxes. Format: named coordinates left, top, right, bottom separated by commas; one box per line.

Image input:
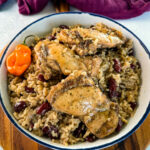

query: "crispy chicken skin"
left=47, top=71, right=119, bottom=138
left=57, top=23, right=125, bottom=56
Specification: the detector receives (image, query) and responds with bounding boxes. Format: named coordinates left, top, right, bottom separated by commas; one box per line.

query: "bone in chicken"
left=47, top=71, right=119, bottom=138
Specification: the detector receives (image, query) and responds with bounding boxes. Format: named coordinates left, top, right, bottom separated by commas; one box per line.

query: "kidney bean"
left=108, top=78, right=118, bottom=98
left=14, top=101, right=27, bottom=113
left=38, top=74, right=46, bottom=82
left=130, top=64, right=136, bottom=69
left=25, top=86, right=35, bottom=93
left=113, top=59, right=121, bottom=73
left=42, top=125, right=60, bottom=139
left=59, top=41, right=64, bottom=44
left=129, top=102, right=137, bottom=110
left=59, top=25, right=69, bottom=29
left=48, top=125, right=60, bottom=139
left=73, top=122, right=87, bottom=138
left=85, top=134, right=97, bottom=142
left=30, top=120, right=34, bottom=129
left=42, top=126, right=50, bottom=136
left=36, top=101, right=51, bottom=115
left=116, top=118, right=123, bottom=132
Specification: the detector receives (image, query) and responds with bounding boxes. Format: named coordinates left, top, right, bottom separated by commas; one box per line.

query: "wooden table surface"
left=0, top=105, right=149, bottom=150
left=0, top=0, right=150, bottom=150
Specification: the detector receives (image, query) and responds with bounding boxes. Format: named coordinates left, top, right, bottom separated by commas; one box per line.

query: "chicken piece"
left=83, top=110, right=118, bottom=138
left=47, top=71, right=94, bottom=104
left=51, top=86, right=110, bottom=116
left=47, top=71, right=110, bottom=116
left=34, top=40, right=87, bottom=76
left=73, top=28, right=124, bottom=48
left=34, top=40, right=62, bottom=79
left=47, top=43, right=87, bottom=75
left=47, top=70, right=119, bottom=138
left=57, top=23, right=125, bottom=56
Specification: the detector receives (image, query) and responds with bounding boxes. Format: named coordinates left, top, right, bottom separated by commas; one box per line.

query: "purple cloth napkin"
left=0, top=0, right=150, bottom=19
left=67, top=0, right=150, bottom=19
left=0, top=0, right=7, bottom=5
left=18, top=0, right=48, bottom=15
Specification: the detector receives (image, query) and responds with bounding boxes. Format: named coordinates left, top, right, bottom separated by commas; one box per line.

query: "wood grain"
left=52, top=0, right=69, bottom=13
left=0, top=1, right=150, bottom=150
left=0, top=104, right=149, bottom=150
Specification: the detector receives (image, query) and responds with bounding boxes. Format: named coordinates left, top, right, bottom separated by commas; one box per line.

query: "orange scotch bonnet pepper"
left=6, top=44, right=31, bottom=76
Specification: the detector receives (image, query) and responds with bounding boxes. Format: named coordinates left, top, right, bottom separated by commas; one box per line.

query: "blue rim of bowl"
left=0, top=12, right=150, bottom=150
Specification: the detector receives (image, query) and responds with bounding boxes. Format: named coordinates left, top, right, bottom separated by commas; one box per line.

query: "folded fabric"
left=18, top=0, right=48, bottom=15
left=0, top=0, right=7, bottom=5
left=0, top=0, right=150, bottom=19
left=66, top=0, right=150, bottom=19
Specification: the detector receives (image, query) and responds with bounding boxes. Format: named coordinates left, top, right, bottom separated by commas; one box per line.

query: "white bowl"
left=0, top=12, right=150, bottom=150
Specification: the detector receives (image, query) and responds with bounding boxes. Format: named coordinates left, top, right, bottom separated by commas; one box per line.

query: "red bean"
left=129, top=102, right=137, bottom=110
left=116, top=118, right=123, bottom=132
left=113, top=59, right=121, bottom=73
left=30, top=120, right=34, bottom=129
left=85, top=134, right=97, bottom=142
left=59, top=25, right=69, bottom=29
left=59, top=41, right=64, bottom=44
left=42, top=126, right=50, bottom=136
left=36, top=101, right=51, bottom=115
left=25, top=86, right=35, bottom=93
left=14, top=101, right=27, bottom=113
left=38, top=74, right=46, bottom=82
left=73, top=122, right=87, bottom=138
left=130, top=64, right=136, bottom=69
left=108, top=78, right=117, bottom=98
left=48, top=125, right=60, bottom=139
left=42, top=125, right=60, bottom=139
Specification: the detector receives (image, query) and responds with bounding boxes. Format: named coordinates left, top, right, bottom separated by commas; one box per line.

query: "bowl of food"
left=0, top=12, right=150, bottom=150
